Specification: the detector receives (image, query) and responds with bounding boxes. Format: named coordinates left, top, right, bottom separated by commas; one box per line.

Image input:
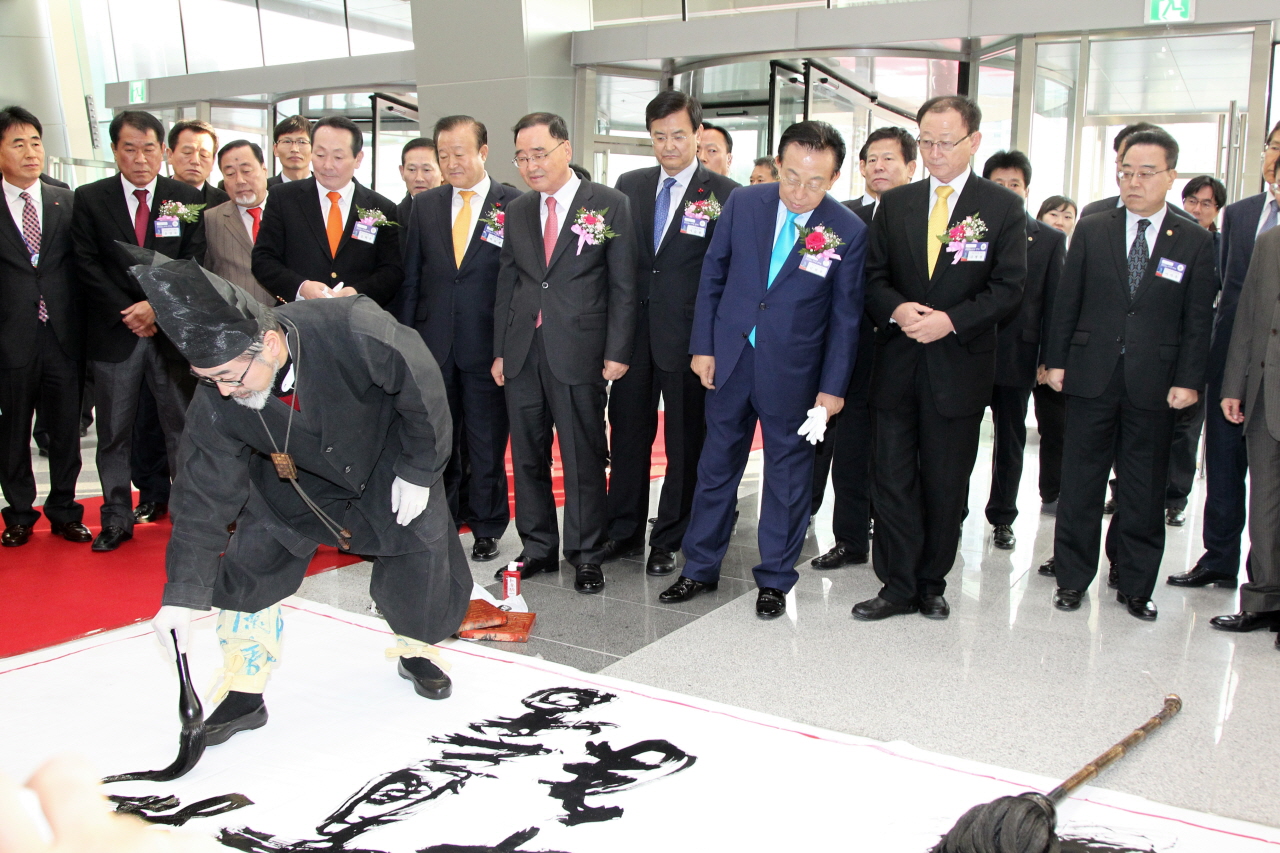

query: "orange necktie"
left=326, top=191, right=342, bottom=257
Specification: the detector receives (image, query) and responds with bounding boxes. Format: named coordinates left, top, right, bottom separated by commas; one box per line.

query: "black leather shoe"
left=1165, top=508, right=1186, bottom=527
left=471, top=536, right=499, bottom=561
left=206, top=704, right=269, bottom=746
left=49, top=521, right=93, bottom=543
left=811, top=542, right=868, bottom=569
left=1116, top=591, right=1157, bottom=620
left=1053, top=588, right=1084, bottom=611
left=756, top=587, right=786, bottom=619
left=659, top=575, right=717, bottom=603
left=600, top=536, right=644, bottom=563
left=398, top=658, right=452, bottom=700
left=1209, top=611, right=1279, bottom=632
left=1108, top=563, right=1120, bottom=589
left=919, top=594, right=950, bottom=619
left=1038, top=556, right=1056, bottom=576
left=852, top=596, right=918, bottom=621
left=645, top=548, right=677, bottom=576
left=574, top=563, right=605, bottom=594
left=1167, top=565, right=1237, bottom=588
left=133, top=502, right=168, bottom=524
left=92, top=526, right=132, bottom=552
left=493, top=554, right=558, bottom=581
left=992, top=524, right=1015, bottom=550
left=1103, top=498, right=1116, bottom=515
left=2, top=524, right=33, bottom=547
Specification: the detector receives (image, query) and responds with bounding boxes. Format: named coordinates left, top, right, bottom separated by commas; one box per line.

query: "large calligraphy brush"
left=104, top=630, right=207, bottom=783
left=931, top=694, right=1182, bottom=853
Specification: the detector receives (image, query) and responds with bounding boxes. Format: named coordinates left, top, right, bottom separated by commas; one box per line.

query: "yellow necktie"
left=326, top=191, right=343, bottom=257
left=453, top=190, right=476, bottom=268
left=926, top=185, right=954, bottom=277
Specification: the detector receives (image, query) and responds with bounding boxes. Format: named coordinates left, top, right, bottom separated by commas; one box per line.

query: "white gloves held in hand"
left=152, top=605, right=194, bottom=653
left=797, top=406, right=830, bottom=445
left=391, top=476, right=430, bottom=526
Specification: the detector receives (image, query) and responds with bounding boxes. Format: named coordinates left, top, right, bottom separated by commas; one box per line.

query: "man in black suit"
left=252, top=116, right=401, bottom=307
left=493, top=112, right=637, bottom=594
left=1170, top=121, right=1280, bottom=591
left=698, top=122, right=733, bottom=177
left=400, top=115, right=520, bottom=562
left=166, top=120, right=230, bottom=207
left=71, top=110, right=206, bottom=552
left=0, top=106, right=91, bottom=548
left=1046, top=129, right=1218, bottom=620
left=979, top=150, right=1066, bottom=550
left=811, top=126, right=917, bottom=569
left=266, top=115, right=311, bottom=188
left=853, top=96, right=1026, bottom=622
left=397, top=138, right=441, bottom=226
left=601, top=91, right=740, bottom=575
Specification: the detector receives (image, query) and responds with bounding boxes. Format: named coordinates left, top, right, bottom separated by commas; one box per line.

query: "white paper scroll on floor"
left=2, top=599, right=1278, bottom=853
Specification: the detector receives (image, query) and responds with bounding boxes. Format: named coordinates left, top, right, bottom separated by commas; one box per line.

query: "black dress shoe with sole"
left=919, top=594, right=950, bottom=619
left=600, top=537, right=644, bottom=563
left=1167, top=565, right=1237, bottom=588
left=398, top=658, right=452, bottom=700
left=133, top=502, right=168, bottom=524
left=1103, top=498, right=1116, bottom=515
left=992, top=524, right=1015, bottom=550
left=471, top=536, right=499, bottom=561
left=2, top=524, right=33, bottom=547
left=756, top=587, right=786, bottom=619
left=811, top=542, right=868, bottom=569
left=1209, top=611, right=1279, bottom=632
left=574, top=563, right=605, bottom=594
left=659, top=576, right=717, bottom=603
left=50, top=521, right=93, bottom=543
left=1165, top=508, right=1186, bottom=526
left=206, top=704, right=269, bottom=746
left=1038, top=556, right=1056, bottom=577
left=1116, top=591, right=1157, bottom=621
left=1107, top=563, right=1120, bottom=589
left=852, top=596, right=918, bottom=621
left=493, top=554, right=559, bottom=581
left=645, top=548, right=677, bottom=576
left=1053, top=588, right=1084, bottom=611
left=92, top=526, right=132, bottom=552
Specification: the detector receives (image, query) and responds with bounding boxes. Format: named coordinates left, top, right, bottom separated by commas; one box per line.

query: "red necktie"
left=539, top=197, right=558, bottom=329
left=247, top=206, right=262, bottom=242
left=133, top=189, right=149, bottom=246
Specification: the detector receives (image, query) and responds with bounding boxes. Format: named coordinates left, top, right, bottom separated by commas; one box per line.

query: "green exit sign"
left=1145, top=0, right=1194, bottom=24
left=128, top=80, right=147, bottom=105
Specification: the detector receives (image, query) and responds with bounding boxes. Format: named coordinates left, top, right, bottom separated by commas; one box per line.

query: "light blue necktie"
left=750, top=209, right=800, bottom=346
left=654, top=176, right=677, bottom=253
left=1261, top=199, right=1279, bottom=236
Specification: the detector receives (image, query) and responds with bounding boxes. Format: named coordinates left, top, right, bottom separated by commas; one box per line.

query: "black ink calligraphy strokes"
left=1059, top=837, right=1157, bottom=853
left=108, top=793, right=253, bottom=826
left=471, top=688, right=617, bottom=738
left=417, top=826, right=571, bottom=853
left=541, top=740, right=697, bottom=826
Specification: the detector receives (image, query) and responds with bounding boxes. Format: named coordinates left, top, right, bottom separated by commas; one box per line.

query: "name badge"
left=481, top=225, right=504, bottom=247
left=1155, top=257, right=1185, bottom=283
left=154, top=216, right=180, bottom=239
left=960, top=241, right=988, bottom=262
left=799, top=255, right=832, bottom=278
left=680, top=215, right=707, bottom=238
left=352, top=222, right=378, bottom=244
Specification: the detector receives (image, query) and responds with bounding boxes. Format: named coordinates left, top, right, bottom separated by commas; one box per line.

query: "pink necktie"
left=19, top=192, right=47, bottom=323
left=539, top=197, right=558, bottom=328
left=133, top=188, right=149, bottom=246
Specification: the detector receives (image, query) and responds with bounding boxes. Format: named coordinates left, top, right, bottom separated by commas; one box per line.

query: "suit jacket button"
left=344, top=465, right=352, bottom=473
left=1116, top=337, right=1123, bottom=344
left=542, top=282, right=549, bottom=289
left=653, top=269, right=659, bottom=275
left=1128, top=311, right=1135, bottom=316
left=325, top=445, right=333, bottom=453
left=742, top=332, right=748, bottom=338
left=759, top=302, right=766, bottom=310
left=330, top=272, right=338, bottom=279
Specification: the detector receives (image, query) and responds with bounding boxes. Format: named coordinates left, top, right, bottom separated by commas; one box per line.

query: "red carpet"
left=3, top=416, right=763, bottom=658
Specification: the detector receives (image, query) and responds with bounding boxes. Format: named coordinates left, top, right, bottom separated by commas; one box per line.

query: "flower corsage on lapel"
left=155, top=200, right=205, bottom=238
left=938, top=215, right=988, bottom=265
left=680, top=192, right=722, bottom=237
left=570, top=208, right=618, bottom=255
left=352, top=206, right=397, bottom=245
left=479, top=203, right=505, bottom=246
left=794, top=223, right=844, bottom=277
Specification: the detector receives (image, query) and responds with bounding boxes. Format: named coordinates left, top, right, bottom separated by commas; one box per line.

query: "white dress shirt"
left=3, top=177, right=41, bottom=247
left=280, top=171, right=308, bottom=183
left=237, top=195, right=266, bottom=241
left=122, top=175, right=158, bottom=223
left=1125, top=204, right=1167, bottom=255
left=928, top=168, right=970, bottom=221
left=451, top=173, right=492, bottom=252
left=316, top=179, right=354, bottom=226
left=539, top=173, right=582, bottom=235
left=772, top=200, right=815, bottom=246
left=858, top=192, right=876, bottom=209
left=655, top=159, right=699, bottom=238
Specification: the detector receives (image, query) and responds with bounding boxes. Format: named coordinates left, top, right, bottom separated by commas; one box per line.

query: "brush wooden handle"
left=1046, top=694, right=1181, bottom=803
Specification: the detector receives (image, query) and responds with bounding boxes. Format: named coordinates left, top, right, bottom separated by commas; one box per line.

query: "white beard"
left=230, top=359, right=281, bottom=410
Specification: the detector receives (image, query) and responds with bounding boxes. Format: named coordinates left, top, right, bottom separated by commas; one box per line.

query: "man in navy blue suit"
left=658, top=120, right=867, bottom=619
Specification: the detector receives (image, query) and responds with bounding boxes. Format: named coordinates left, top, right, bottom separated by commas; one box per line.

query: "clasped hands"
left=299, top=280, right=358, bottom=300
left=891, top=302, right=954, bottom=343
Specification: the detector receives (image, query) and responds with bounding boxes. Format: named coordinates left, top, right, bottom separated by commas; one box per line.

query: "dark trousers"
left=1199, top=378, right=1249, bottom=578
left=605, top=333, right=706, bottom=552
left=504, top=329, right=608, bottom=567
left=1054, top=362, right=1174, bottom=600
left=871, top=359, right=983, bottom=605
left=682, top=344, right=815, bottom=593
left=1165, top=397, right=1205, bottom=511
left=92, top=338, right=193, bottom=531
left=986, top=383, right=1032, bottom=525
left=131, top=384, right=171, bottom=505
left=1241, top=390, right=1280, bottom=613
left=1033, top=383, right=1066, bottom=503
left=810, top=383, right=872, bottom=555
left=0, top=325, right=83, bottom=528
left=439, top=351, right=510, bottom=538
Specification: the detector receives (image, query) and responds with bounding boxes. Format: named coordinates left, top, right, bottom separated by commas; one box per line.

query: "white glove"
left=797, top=406, right=830, bottom=445
left=391, top=476, right=430, bottom=526
left=152, top=605, right=194, bottom=653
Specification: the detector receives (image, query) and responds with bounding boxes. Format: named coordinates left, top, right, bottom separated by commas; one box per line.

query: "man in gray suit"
left=205, top=140, right=274, bottom=306
left=1218, top=225, right=1280, bottom=647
